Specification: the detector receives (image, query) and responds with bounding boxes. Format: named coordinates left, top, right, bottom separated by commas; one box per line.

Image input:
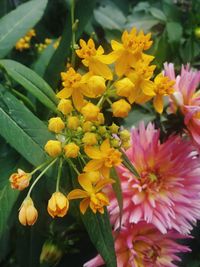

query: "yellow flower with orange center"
left=76, top=39, right=113, bottom=80
left=84, top=139, right=122, bottom=177
left=9, top=169, right=31, bottom=190
left=67, top=171, right=114, bottom=214
left=153, top=73, right=175, bottom=113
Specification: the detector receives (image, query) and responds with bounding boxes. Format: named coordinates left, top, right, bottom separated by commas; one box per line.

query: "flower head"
left=48, top=192, right=69, bottom=218
left=109, top=123, right=200, bottom=234
left=19, top=197, right=38, bottom=226
left=48, top=117, right=65, bottom=133
left=44, top=140, right=62, bottom=157
left=84, top=222, right=190, bottom=267
left=9, top=169, right=31, bottom=190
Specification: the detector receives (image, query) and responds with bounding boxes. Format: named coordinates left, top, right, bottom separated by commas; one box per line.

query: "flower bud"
left=48, top=117, right=65, bottom=133
left=112, top=99, right=131, bottom=118
left=64, top=142, right=79, bottom=158
left=81, top=103, right=100, bottom=121
left=120, top=129, right=131, bottom=141
left=109, top=123, right=119, bottom=134
left=18, top=197, right=38, bottom=226
left=82, top=121, right=93, bottom=132
left=121, top=140, right=131, bottom=150
left=96, top=113, right=105, bottom=125
left=48, top=192, right=69, bottom=218
left=115, top=78, right=134, bottom=97
left=57, top=99, right=73, bottom=115
left=111, top=138, right=120, bottom=148
left=82, top=132, right=97, bottom=145
left=87, top=76, right=106, bottom=97
left=9, top=169, right=31, bottom=190
left=67, top=116, right=80, bottom=130
left=40, top=241, right=62, bottom=265
left=44, top=140, right=62, bottom=157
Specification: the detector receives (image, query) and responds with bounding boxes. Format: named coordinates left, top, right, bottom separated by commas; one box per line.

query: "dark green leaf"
left=126, top=13, right=159, bottom=32
left=166, top=21, right=183, bottom=43
left=0, top=59, right=58, bottom=112
left=150, top=7, right=167, bottom=22
left=0, top=0, right=48, bottom=58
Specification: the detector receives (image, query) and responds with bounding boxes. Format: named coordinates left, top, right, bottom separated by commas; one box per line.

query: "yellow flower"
left=86, top=75, right=106, bottom=97
left=47, top=192, right=69, bottom=218
left=64, top=143, right=79, bottom=158
left=67, top=172, right=114, bottom=214
left=112, top=99, right=131, bottom=118
left=107, top=27, right=153, bottom=76
left=84, top=139, right=122, bottom=177
left=48, top=117, right=65, bottom=133
left=57, top=99, right=73, bottom=115
left=44, top=140, right=62, bottom=157
left=82, top=132, right=98, bottom=145
left=109, top=123, right=119, bottom=134
left=9, top=169, right=31, bottom=190
left=81, top=103, right=100, bottom=121
left=119, top=129, right=131, bottom=141
left=76, top=39, right=113, bottom=80
left=67, top=116, right=80, bottom=130
left=15, top=29, right=36, bottom=51
left=18, top=197, right=38, bottom=226
left=82, top=121, right=93, bottom=132
left=96, top=113, right=105, bottom=125
left=115, top=77, right=135, bottom=98
left=153, top=73, right=175, bottom=113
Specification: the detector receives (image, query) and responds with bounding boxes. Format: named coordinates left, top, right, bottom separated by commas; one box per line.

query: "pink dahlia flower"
left=109, top=123, right=200, bottom=234
left=164, top=63, right=200, bottom=146
left=84, top=222, right=190, bottom=267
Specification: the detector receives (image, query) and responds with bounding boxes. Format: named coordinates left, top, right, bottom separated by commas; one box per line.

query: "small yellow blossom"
left=82, top=121, right=93, bottom=132
left=121, top=140, right=131, bottom=150
left=112, top=99, right=131, bottom=118
left=84, top=139, right=122, bottom=177
left=115, top=77, right=135, bottom=99
left=153, top=73, right=175, bottom=113
left=68, top=172, right=114, bottom=214
left=119, top=129, right=131, bottom=141
left=57, top=99, right=73, bottom=115
left=96, top=113, right=105, bottom=125
left=18, top=197, right=38, bottom=226
left=47, top=192, right=69, bottom=218
left=81, top=103, right=100, bottom=121
left=76, top=39, right=113, bottom=80
left=64, top=143, right=79, bottom=158
left=82, top=132, right=98, bottom=145
left=48, top=117, right=65, bottom=133
left=67, top=116, right=80, bottom=130
left=109, top=123, right=119, bottom=134
left=15, top=29, right=36, bottom=51
left=44, top=140, right=62, bottom=157
left=9, top=169, right=31, bottom=190
left=86, top=75, right=106, bottom=97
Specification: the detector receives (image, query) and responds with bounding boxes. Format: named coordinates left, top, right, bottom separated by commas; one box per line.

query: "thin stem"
left=71, top=0, right=76, bottom=67
left=67, top=159, right=80, bottom=175
left=27, top=158, right=58, bottom=197
left=56, top=158, right=63, bottom=192
left=30, top=159, right=52, bottom=175
left=106, top=97, right=113, bottom=106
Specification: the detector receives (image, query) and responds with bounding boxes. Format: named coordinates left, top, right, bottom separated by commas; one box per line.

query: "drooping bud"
left=18, top=197, right=38, bottom=226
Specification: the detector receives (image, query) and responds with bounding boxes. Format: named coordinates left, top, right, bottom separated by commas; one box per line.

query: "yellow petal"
left=55, top=192, right=67, bottom=210
left=111, top=40, right=123, bottom=51
left=84, top=146, right=102, bottom=159
left=72, top=90, right=85, bottom=111
left=101, top=166, right=110, bottom=178
left=67, top=189, right=88, bottom=200
left=78, top=173, right=94, bottom=193
left=57, top=87, right=72, bottom=98
left=153, top=95, right=164, bottom=113
left=141, top=80, right=156, bottom=96
left=89, top=58, right=113, bottom=80
left=115, top=52, right=129, bottom=77
left=83, top=159, right=103, bottom=172
left=80, top=198, right=90, bottom=214
left=94, top=178, right=115, bottom=192
left=100, top=139, right=110, bottom=153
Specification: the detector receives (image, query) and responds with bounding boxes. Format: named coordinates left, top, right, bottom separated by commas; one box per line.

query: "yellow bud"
left=47, top=192, right=69, bottom=218
left=87, top=76, right=106, bottom=97
left=40, top=241, right=62, bottom=265
left=109, top=123, right=119, bottom=134
left=96, top=113, right=105, bottom=125
left=112, top=99, right=131, bottom=118
left=45, top=38, right=52, bottom=45
left=81, top=103, right=100, bottom=121
left=18, top=197, right=38, bottom=226
left=44, top=140, right=62, bottom=157
left=82, top=121, right=93, bottom=132
left=48, top=117, right=65, bottom=133
left=67, top=116, right=80, bottom=130
left=115, top=78, right=134, bottom=98
left=111, top=138, right=120, bottom=148
left=120, top=129, right=131, bottom=141
left=98, top=126, right=107, bottom=135
left=122, top=140, right=131, bottom=150
left=9, top=169, right=31, bottom=190
left=57, top=99, right=73, bottom=115
left=82, top=132, right=97, bottom=145
left=64, top=143, right=79, bottom=158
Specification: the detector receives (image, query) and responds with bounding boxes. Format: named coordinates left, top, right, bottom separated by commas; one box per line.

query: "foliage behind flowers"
left=0, top=0, right=200, bottom=267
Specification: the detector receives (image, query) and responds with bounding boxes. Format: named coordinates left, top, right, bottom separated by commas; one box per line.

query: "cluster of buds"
left=15, top=29, right=36, bottom=51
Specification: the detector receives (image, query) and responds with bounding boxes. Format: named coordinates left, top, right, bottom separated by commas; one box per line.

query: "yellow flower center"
left=61, top=68, right=82, bottom=88
left=154, top=75, right=175, bottom=96
left=104, top=149, right=122, bottom=168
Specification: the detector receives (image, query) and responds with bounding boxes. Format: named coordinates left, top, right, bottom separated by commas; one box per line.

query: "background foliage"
left=0, top=0, right=200, bottom=266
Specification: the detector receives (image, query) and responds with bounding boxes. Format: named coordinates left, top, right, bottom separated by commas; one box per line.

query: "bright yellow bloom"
left=57, top=99, right=73, bottom=115
left=81, top=103, right=100, bottom=121
left=76, top=39, right=113, bottom=80
left=86, top=75, right=106, bottom=97
left=18, top=197, right=38, bottom=226
left=48, top=117, right=65, bottom=133
left=68, top=172, right=114, bottom=214
left=15, top=29, right=36, bottom=51
left=82, top=132, right=98, bottom=145
left=107, top=27, right=153, bottom=76
left=64, top=143, right=80, bottom=158
left=153, top=73, right=175, bottom=113
left=47, top=192, right=69, bottom=218
left=44, top=140, right=62, bottom=157
left=9, top=169, right=31, bottom=191
left=112, top=99, right=131, bottom=118
left=84, top=139, right=122, bottom=177
left=67, top=116, right=80, bottom=130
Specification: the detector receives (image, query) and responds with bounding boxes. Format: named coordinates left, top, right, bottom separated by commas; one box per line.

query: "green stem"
left=71, top=0, right=76, bottom=67
left=56, top=158, right=63, bottom=191
left=27, top=158, right=58, bottom=197
left=119, top=148, right=140, bottom=178
left=30, top=159, right=52, bottom=175
left=67, top=159, right=80, bottom=175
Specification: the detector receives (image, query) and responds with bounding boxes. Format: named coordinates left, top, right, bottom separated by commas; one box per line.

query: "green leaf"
left=166, top=21, right=183, bottom=43
left=0, top=59, right=58, bottom=112
left=149, top=7, right=167, bottom=22
left=0, top=0, right=48, bottom=58
left=81, top=209, right=117, bottom=267
left=126, top=13, right=159, bottom=32
left=0, top=85, right=53, bottom=166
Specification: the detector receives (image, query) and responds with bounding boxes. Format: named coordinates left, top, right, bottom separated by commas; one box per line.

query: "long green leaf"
left=0, top=0, right=48, bottom=58
left=0, top=85, right=53, bottom=166
left=0, top=59, right=58, bottom=112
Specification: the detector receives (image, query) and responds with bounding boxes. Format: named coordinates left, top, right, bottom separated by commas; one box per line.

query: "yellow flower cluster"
left=15, top=29, right=36, bottom=51
left=10, top=27, right=176, bottom=226
left=36, top=37, right=61, bottom=52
